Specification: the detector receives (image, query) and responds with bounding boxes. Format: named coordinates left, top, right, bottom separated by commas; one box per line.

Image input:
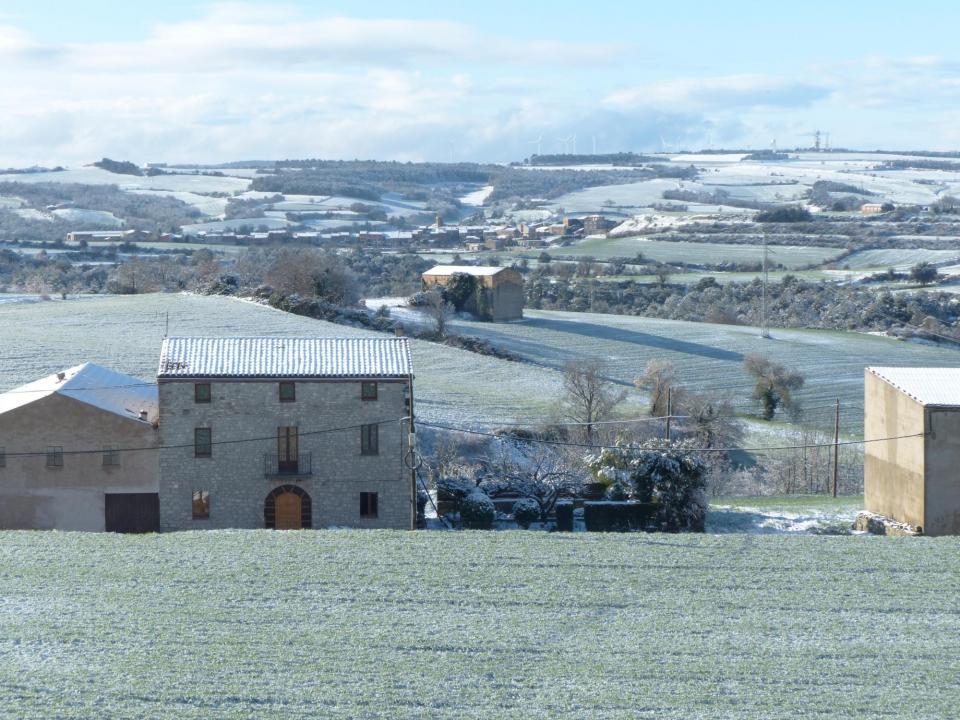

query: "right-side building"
left=157, top=336, right=416, bottom=531
left=864, top=367, right=960, bottom=535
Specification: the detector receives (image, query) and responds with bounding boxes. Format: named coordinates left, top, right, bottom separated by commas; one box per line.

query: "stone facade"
left=158, top=377, right=415, bottom=531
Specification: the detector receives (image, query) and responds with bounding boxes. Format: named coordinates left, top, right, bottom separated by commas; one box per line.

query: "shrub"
left=555, top=500, right=574, bottom=531
left=586, top=442, right=707, bottom=532
left=512, top=498, right=540, bottom=529
left=461, top=491, right=495, bottom=530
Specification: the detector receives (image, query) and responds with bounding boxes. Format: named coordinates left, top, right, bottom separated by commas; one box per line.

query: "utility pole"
left=832, top=398, right=840, bottom=497
left=761, top=234, right=770, bottom=339
left=665, top=387, right=672, bottom=442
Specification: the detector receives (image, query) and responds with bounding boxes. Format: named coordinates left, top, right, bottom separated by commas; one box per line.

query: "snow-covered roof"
left=158, top=337, right=412, bottom=379
left=0, top=363, right=158, bottom=423
left=422, top=265, right=511, bottom=277
left=868, top=367, right=960, bottom=407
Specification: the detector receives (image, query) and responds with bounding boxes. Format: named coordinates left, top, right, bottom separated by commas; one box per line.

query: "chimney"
left=56, top=372, right=66, bottom=382
left=139, top=410, right=149, bottom=421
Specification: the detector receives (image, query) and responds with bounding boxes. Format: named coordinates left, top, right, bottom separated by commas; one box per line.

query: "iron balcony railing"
left=263, top=453, right=313, bottom=477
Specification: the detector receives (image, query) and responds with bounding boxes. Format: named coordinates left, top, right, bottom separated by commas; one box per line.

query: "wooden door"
left=278, top=426, right=299, bottom=473
left=275, top=492, right=302, bottom=530
left=105, top=493, right=160, bottom=533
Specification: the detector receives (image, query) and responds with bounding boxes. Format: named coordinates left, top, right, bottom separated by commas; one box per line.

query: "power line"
left=417, top=420, right=925, bottom=454
left=2, top=417, right=407, bottom=459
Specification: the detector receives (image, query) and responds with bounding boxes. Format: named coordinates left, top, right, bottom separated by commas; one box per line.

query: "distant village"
left=64, top=212, right=622, bottom=253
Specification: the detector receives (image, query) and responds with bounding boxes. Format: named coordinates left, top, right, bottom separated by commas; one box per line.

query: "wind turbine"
left=528, top=135, right=543, bottom=158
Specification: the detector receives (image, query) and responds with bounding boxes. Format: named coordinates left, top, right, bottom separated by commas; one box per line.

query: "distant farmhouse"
left=422, top=265, right=524, bottom=322
left=156, top=336, right=416, bottom=531
left=864, top=367, right=960, bottom=535
left=0, top=364, right=159, bottom=532
left=66, top=229, right=147, bottom=243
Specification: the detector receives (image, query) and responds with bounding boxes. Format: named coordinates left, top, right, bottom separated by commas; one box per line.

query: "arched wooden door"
left=275, top=492, right=302, bottom=530
left=265, top=485, right=312, bottom=529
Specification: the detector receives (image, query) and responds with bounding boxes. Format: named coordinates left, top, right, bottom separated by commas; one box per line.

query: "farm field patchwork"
left=0, top=530, right=958, bottom=718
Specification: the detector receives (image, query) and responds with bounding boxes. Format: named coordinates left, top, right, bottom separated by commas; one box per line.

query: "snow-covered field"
left=0, top=529, right=956, bottom=718
left=0, top=167, right=251, bottom=194
left=548, top=236, right=845, bottom=268
left=840, top=248, right=960, bottom=270
left=443, top=309, right=960, bottom=434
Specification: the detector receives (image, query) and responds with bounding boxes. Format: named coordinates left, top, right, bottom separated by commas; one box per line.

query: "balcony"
left=263, top=453, right=313, bottom=478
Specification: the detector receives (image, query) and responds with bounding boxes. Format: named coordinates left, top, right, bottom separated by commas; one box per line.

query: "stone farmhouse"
left=864, top=367, right=960, bottom=535
left=0, top=363, right=160, bottom=532
left=156, top=336, right=416, bottom=531
left=421, top=265, right=524, bottom=321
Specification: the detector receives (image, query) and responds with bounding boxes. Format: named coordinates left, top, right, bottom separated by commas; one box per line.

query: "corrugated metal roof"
left=0, top=363, right=158, bottom=422
left=867, top=367, right=960, bottom=406
left=422, top=265, right=509, bottom=277
left=157, top=337, right=412, bottom=379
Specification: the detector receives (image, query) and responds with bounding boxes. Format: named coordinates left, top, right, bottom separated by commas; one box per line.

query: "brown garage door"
left=105, top=493, right=160, bottom=533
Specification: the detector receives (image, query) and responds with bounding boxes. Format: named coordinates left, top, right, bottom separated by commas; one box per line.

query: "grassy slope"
left=0, top=293, right=648, bottom=425
left=0, top=530, right=957, bottom=719
left=448, top=309, right=960, bottom=435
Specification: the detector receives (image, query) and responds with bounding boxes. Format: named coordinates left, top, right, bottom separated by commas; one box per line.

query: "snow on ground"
left=1, top=530, right=957, bottom=718
left=126, top=188, right=230, bottom=218
left=51, top=208, right=123, bottom=226
left=459, top=184, right=494, bottom=206
left=12, top=208, right=52, bottom=221
left=707, top=496, right=863, bottom=534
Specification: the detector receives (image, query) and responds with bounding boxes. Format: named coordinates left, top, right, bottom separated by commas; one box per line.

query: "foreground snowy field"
left=0, top=530, right=957, bottom=718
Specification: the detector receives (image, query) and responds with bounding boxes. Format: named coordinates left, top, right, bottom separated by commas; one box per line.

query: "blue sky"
left=1, top=1, right=959, bottom=165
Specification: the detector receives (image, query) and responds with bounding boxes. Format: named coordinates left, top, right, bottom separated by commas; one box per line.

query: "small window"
left=360, top=492, right=378, bottom=518
left=46, top=446, right=63, bottom=468
left=194, top=428, right=212, bottom=458
left=0, top=447, right=5, bottom=468
left=360, top=424, right=379, bottom=455
left=279, top=381, right=296, bottom=403
left=102, top=446, right=120, bottom=467
left=194, top=383, right=211, bottom=403
left=361, top=381, right=378, bottom=400
left=192, top=491, right=210, bottom=519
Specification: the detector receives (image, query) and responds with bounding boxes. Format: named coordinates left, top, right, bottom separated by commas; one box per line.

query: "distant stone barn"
left=422, top=265, right=524, bottom=322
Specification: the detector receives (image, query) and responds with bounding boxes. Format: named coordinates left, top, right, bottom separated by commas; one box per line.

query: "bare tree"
left=264, top=247, right=358, bottom=304
left=423, top=290, right=453, bottom=337
left=479, top=442, right=582, bottom=523
left=681, top=392, right=743, bottom=449
left=558, top=360, right=627, bottom=444
left=743, top=354, right=805, bottom=420
left=635, top=359, right=682, bottom=417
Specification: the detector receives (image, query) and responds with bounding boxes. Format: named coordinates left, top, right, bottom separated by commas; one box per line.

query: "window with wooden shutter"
left=360, top=492, right=378, bottom=518
left=360, top=424, right=379, bottom=455
left=194, top=428, right=212, bottom=458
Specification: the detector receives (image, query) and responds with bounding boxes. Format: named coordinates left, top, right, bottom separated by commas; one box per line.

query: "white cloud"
left=605, top=74, right=831, bottom=110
